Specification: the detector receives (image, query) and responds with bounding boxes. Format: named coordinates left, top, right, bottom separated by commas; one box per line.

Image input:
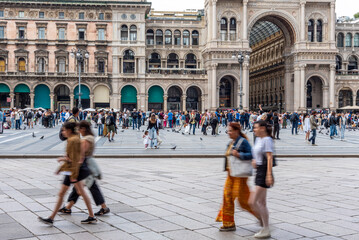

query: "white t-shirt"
left=252, top=136, right=274, bottom=165
left=97, top=114, right=102, bottom=124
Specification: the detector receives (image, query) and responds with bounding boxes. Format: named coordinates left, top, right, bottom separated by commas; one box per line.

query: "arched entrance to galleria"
left=248, top=13, right=297, bottom=112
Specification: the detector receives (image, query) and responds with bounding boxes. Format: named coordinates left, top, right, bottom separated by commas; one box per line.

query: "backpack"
left=106, top=116, right=111, bottom=126
left=290, top=114, right=296, bottom=122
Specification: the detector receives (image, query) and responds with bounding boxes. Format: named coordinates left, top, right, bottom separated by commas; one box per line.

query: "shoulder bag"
left=229, top=138, right=253, bottom=177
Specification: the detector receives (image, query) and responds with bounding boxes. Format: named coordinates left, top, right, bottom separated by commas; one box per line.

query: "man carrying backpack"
left=132, top=109, right=138, bottom=130
left=106, top=112, right=116, bottom=142
left=291, top=111, right=299, bottom=135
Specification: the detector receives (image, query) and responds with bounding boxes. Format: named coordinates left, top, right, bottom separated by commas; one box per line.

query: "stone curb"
left=0, top=154, right=357, bottom=159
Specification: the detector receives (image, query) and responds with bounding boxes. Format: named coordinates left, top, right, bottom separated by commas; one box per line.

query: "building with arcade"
left=0, top=0, right=358, bottom=112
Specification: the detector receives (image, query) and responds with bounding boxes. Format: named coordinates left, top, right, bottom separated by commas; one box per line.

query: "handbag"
left=229, top=138, right=253, bottom=177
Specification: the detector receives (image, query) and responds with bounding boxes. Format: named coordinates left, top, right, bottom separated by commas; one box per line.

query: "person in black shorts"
left=250, top=120, right=275, bottom=239
left=38, top=122, right=97, bottom=225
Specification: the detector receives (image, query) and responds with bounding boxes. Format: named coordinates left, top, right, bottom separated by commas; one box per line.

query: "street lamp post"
left=71, top=49, right=89, bottom=109
left=232, top=51, right=250, bottom=110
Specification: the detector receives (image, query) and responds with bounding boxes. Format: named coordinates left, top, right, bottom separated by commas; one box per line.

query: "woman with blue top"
left=216, top=122, right=259, bottom=232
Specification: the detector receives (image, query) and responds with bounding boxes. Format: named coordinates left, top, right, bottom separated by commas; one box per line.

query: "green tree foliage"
left=354, top=12, right=359, bottom=19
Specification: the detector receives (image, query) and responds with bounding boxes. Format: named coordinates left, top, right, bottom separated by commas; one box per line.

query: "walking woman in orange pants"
left=216, top=123, right=259, bottom=231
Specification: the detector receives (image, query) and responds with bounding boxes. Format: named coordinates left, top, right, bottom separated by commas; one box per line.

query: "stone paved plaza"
left=1, top=124, right=359, bottom=156
left=1, top=157, right=359, bottom=240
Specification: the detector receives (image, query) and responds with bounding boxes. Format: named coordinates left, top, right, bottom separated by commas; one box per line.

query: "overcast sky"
left=150, top=0, right=359, bottom=18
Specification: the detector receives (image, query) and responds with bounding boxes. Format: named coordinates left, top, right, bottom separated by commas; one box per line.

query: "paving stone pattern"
left=0, top=157, right=358, bottom=239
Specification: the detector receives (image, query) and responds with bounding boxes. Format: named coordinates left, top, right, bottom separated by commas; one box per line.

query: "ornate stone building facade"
left=0, top=0, right=357, bottom=112
left=0, top=0, right=113, bottom=110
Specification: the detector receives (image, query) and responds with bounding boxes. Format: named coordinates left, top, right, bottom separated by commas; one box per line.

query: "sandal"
left=58, top=207, right=72, bottom=214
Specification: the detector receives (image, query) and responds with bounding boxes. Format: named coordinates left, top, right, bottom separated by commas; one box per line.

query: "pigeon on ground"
left=40, top=136, right=44, bottom=139
left=171, top=146, right=177, bottom=150
left=167, top=130, right=170, bottom=132
left=32, top=132, right=36, bottom=138
left=23, top=127, right=26, bottom=130
left=142, top=130, right=144, bottom=132
left=182, top=132, right=185, bottom=135
left=225, top=130, right=228, bottom=134
left=200, top=137, right=203, bottom=141
left=121, top=130, right=124, bottom=132
left=219, top=131, right=221, bottom=133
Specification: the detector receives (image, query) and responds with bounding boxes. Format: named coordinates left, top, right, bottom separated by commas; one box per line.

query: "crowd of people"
left=1, top=105, right=358, bottom=146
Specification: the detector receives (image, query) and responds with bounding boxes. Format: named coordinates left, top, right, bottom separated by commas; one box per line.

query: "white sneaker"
left=254, top=228, right=271, bottom=239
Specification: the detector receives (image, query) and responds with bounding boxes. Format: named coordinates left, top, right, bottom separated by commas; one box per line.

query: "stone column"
left=329, top=64, right=336, bottom=110
left=70, top=94, right=74, bottom=110
left=163, top=95, right=168, bottom=111
left=300, top=64, right=306, bottom=110
left=322, top=86, right=329, bottom=109
left=300, top=1, right=306, bottom=42
left=212, top=0, right=217, bottom=41
left=90, top=94, right=94, bottom=109
left=242, top=0, right=248, bottom=41
left=137, top=96, right=141, bottom=109
left=284, top=68, right=292, bottom=112
left=145, top=96, right=149, bottom=112
left=242, top=62, right=250, bottom=110
left=212, top=63, right=218, bottom=109
left=10, top=93, right=14, bottom=108
left=201, top=96, right=205, bottom=112
left=50, top=93, right=54, bottom=111
left=330, top=2, right=336, bottom=43
left=207, top=1, right=212, bottom=42
left=294, top=66, right=301, bottom=111
left=353, top=92, right=357, bottom=106
left=182, top=94, right=187, bottom=112
left=30, top=93, right=34, bottom=109
left=118, top=95, right=122, bottom=110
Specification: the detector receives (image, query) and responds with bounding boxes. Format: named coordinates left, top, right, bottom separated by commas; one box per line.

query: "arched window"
left=174, top=30, right=181, bottom=45
left=123, top=50, right=135, bottom=73
left=220, top=18, right=228, bottom=41
left=18, top=58, right=26, bottom=72
left=149, top=52, right=161, bottom=69
left=354, top=33, right=359, bottom=47
left=336, top=55, right=342, bottom=71
left=167, top=53, right=179, bottom=68
left=230, top=18, right=236, bottom=41
left=130, top=25, right=137, bottom=41
left=98, top=59, right=105, bottom=73
left=348, top=55, right=358, bottom=71
left=183, top=30, right=190, bottom=46
left=346, top=33, right=352, bottom=47
left=308, top=19, right=314, bottom=42
left=156, top=30, right=163, bottom=45
left=192, top=30, right=199, bottom=45
left=146, top=29, right=154, bottom=45
left=185, top=54, right=197, bottom=69
left=0, top=57, right=5, bottom=72
left=316, top=20, right=323, bottom=42
left=337, top=33, right=344, bottom=47
left=58, top=58, right=66, bottom=73
left=121, top=25, right=128, bottom=41
left=38, top=57, right=45, bottom=73
left=165, top=30, right=172, bottom=45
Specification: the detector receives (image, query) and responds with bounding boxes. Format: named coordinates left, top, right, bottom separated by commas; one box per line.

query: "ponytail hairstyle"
left=255, top=120, right=273, bottom=139
left=229, top=122, right=248, bottom=141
